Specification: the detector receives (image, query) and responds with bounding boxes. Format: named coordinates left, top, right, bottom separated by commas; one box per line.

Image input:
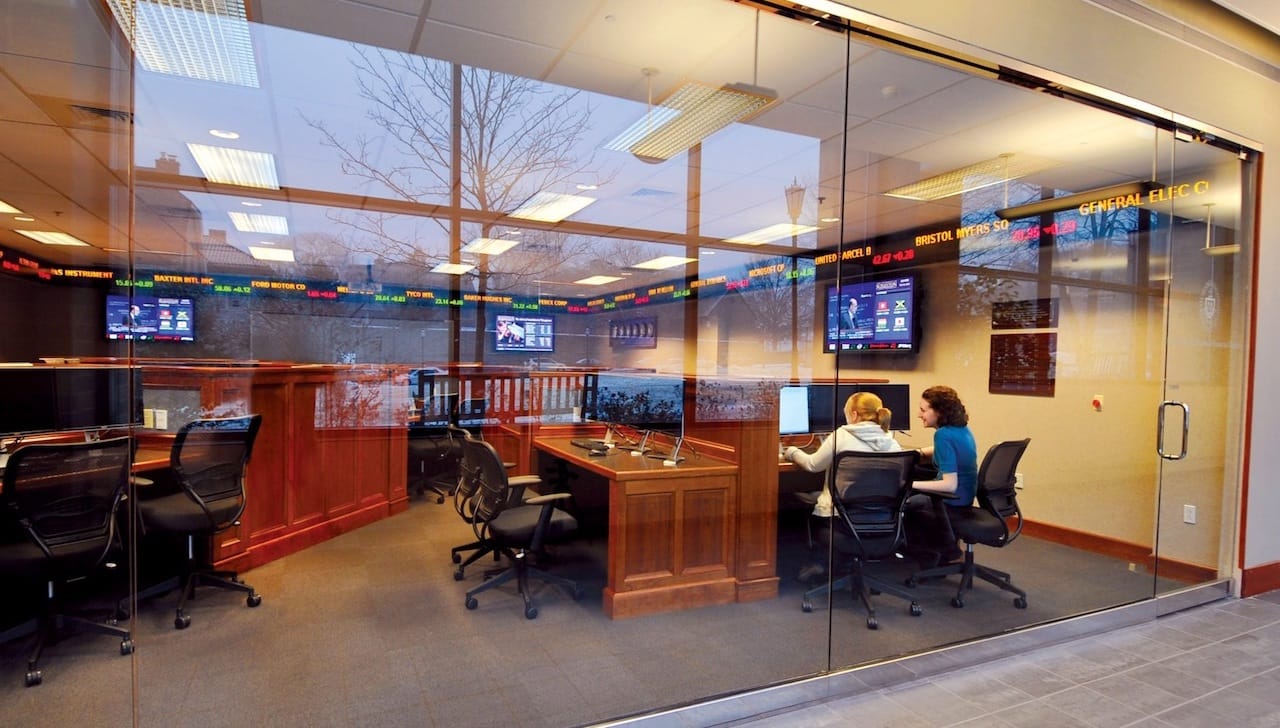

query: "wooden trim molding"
left=1022, top=520, right=1217, bottom=584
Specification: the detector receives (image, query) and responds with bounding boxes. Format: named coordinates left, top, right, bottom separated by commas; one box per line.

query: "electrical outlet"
left=1183, top=504, right=1197, bottom=524
left=154, top=409, right=168, bottom=430
left=1014, top=472, right=1025, bottom=489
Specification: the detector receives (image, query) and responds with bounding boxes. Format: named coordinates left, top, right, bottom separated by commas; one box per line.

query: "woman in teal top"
left=910, top=385, right=978, bottom=564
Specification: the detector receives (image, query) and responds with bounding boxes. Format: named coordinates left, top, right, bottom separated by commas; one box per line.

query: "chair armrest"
left=524, top=492, right=571, bottom=506
left=509, top=475, right=542, bottom=488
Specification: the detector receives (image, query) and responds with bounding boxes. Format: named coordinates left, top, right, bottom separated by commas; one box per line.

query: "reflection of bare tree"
left=735, top=259, right=814, bottom=350
left=306, top=47, right=612, bottom=352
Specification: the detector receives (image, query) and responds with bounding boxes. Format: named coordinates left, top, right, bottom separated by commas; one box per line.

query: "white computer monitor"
left=778, top=386, right=810, bottom=435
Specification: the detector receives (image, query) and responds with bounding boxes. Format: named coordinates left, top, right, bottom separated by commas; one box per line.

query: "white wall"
left=835, top=0, right=1280, bottom=572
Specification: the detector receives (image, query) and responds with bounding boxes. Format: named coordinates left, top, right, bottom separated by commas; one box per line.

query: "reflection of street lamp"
left=784, top=178, right=805, bottom=380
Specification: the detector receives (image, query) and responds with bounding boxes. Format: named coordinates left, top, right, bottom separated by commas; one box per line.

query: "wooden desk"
left=133, top=447, right=169, bottom=473
left=533, top=436, right=739, bottom=619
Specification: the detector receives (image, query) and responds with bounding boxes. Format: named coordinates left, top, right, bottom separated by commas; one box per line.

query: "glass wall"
left=0, top=0, right=1253, bottom=724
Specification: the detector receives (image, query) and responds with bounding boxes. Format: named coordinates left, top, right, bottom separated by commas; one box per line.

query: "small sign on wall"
left=610, top=316, right=657, bottom=349
left=989, top=332, right=1057, bottom=397
left=992, top=298, right=1058, bottom=330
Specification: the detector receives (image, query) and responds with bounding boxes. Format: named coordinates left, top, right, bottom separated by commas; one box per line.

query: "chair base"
left=464, top=550, right=581, bottom=619
left=907, top=548, right=1027, bottom=609
left=801, top=562, right=922, bottom=629
left=14, top=612, right=132, bottom=687
left=450, top=540, right=500, bottom=580
left=128, top=567, right=261, bottom=629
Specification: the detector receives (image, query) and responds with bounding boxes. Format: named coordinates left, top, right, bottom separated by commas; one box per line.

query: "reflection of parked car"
left=576, top=358, right=604, bottom=367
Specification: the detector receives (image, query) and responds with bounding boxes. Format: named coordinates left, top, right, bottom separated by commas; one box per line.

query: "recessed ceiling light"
left=104, top=0, right=260, bottom=88
left=575, top=183, right=599, bottom=191
left=248, top=245, right=294, bottom=262
left=13, top=216, right=35, bottom=222
left=723, top=223, right=818, bottom=246
left=509, top=191, right=595, bottom=222
left=0, top=199, right=23, bottom=214
left=16, top=230, right=90, bottom=247
left=633, top=256, right=696, bottom=270
left=461, top=237, right=519, bottom=256
left=240, top=201, right=263, bottom=207
left=187, top=143, right=280, bottom=189
left=820, top=216, right=840, bottom=223
left=228, top=211, right=289, bottom=235
left=432, top=262, right=475, bottom=275
left=209, top=129, right=240, bottom=140
left=574, top=275, right=624, bottom=285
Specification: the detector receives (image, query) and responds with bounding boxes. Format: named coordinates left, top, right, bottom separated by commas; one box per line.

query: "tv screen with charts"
left=494, top=314, right=555, bottom=352
left=823, top=274, right=917, bottom=353
left=106, top=294, right=196, bottom=342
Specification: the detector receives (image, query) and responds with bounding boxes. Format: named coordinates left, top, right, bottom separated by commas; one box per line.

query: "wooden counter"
left=534, top=436, right=739, bottom=619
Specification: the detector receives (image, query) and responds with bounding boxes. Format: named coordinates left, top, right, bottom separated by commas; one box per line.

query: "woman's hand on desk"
left=783, top=446, right=800, bottom=462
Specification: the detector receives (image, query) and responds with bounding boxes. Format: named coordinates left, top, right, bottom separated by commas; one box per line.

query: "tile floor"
left=729, top=589, right=1280, bottom=727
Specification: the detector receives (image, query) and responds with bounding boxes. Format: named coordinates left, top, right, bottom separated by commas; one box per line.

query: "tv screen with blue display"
left=823, top=274, right=918, bottom=353
left=106, top=294, right=195, bottom=342
left=494, top=313, right=555, bottom=353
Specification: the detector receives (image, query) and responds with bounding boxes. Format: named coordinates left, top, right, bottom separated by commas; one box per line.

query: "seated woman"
left=784, top=391, right=902, bottom=580
left=908, top=385, right=979, bottom=567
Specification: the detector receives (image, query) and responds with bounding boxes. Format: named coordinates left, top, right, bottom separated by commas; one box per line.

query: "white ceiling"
left=0, top=0, right=1248, bottom=298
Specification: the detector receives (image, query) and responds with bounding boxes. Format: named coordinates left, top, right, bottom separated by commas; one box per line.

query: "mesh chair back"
left=831, top=450, right=920, bottom=556
left=1, top=437, right=131, bottom=567
left=465, top=438, right=510, bottom=527
left=171, top=415, right=262, bottom=530
left=975, top=438, right=1030, bottom=542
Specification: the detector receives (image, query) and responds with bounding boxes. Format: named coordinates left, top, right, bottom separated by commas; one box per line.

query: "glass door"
left=1152, top=136, right=1252, bottom=592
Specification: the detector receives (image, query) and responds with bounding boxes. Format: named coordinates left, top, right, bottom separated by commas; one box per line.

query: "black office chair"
left=909, top=438, right=1030, bottom=609
left=802, top=449, right=921, bottom=629
left=407, top=425, right=463, bottom=503
left=136, top=414, right=263, bottom=629
left=462, top=437, right=581, bottom=619
left=0, top=437, right=133, bottom=687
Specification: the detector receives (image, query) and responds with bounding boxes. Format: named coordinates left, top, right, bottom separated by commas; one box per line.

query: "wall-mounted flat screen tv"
left=494, top=313, right=554, bottom=352
left=823, top=274, right=918, bottom=353
left=106, top=293, right=196, bottom=342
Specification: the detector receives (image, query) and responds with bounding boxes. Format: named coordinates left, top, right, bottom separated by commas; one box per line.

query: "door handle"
left=1157, top=401, right=1189, bottom=460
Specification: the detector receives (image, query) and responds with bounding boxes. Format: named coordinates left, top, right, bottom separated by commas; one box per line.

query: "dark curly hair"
left=921, top=385, right=968, bottom=427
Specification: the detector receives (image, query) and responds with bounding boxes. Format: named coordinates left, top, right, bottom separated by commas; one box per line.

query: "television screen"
left=106, top=294, right=196, bottom=342
left=823, top=274, right=917, bottom=353
left=54, top=367, right=144, bottom=431
left=778, top=386, right=810, bottom=435
left=807, top=382, right=912, bottom=433
left=494, top=313, right=554, bottom=353
left=582, top=372, right=684, bottom=435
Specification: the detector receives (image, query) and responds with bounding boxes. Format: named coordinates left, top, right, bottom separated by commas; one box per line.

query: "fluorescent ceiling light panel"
left=104, top=0, right=260, bottom=87
left=187, top=143, right=280, bottom=189
left=0, top=199, right=24, bottom=214
left=574, top=275, right=625, bottom=285
left=633, top=256, right=696, bottom=271
left=16, top=230, right=91, bottom=247
left=605, top=81, right=777, bottom=162
left=248, top=245, right=294, bottom=262
left=461, top=237, right=519, bottom=256
left=884, top=154, right=1055, bottom=202
left=228, top=211, right=289, bottom=234
left=431, top=262, right=475, bottom=275
left=509, top=191, right=596, bottom=222
left=724, top=223, right=819, bottom=246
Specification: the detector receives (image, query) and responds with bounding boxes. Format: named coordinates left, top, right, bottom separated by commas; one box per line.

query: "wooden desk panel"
left=534, top=437, right=738, bottom=619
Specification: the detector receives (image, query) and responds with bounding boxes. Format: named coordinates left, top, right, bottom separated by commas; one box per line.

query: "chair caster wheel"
left=525, top=606, right=538, bottom=619
left=120, top=639, right=134, bottom=655
left=436, top=495, right=445, bottom=504
left=1014, top=596, right=1027, bottom=609
left=866, top=617, right=878, bottom=630
left=175, top=614, right=192, bottom=629
left=465, top=596, right=478, bottom=610
left=247, top=593, right=262, bottom=608
left=451, top=553, right=462, bottom=564
left=950, top=597, right=964, bottom=608
left=801, top=600, right=813, bottom=613
left=909, top=603, right=923, bottom=617
left=454, top=569, right=464, bottom=581
left=25, top=669, right=42, bottom=687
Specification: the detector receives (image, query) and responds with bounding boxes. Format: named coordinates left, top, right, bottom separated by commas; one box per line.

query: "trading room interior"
left=0, top=0, right=1257, bottom=724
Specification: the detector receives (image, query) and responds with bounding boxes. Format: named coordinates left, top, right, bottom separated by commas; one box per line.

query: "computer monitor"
left=807, top=382, right=912, bottom=433
left=582, top=372, right=684, bottom=436
left=778, top=386, right=810, bottom=435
